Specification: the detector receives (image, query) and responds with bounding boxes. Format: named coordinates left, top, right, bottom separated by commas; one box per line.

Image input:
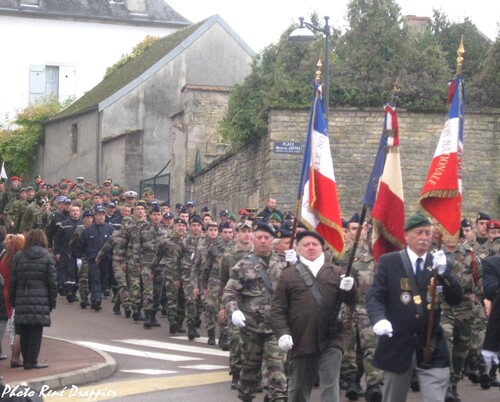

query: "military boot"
left=80, top=294, right=88, bottom=309
left=113, top=299, right=121, bottom=315
left=345, top=376, right=359, bottom=401
left=65, top=284, right=74, bottom=303
left=132, top=305, right=144, bottom=321
left=207, top=329, right=216, bottom=345
left=124, top=306, right=132, bottom=318
left=490, top=364, right=500, bottom=387
left=479, top=361, right=491, bottom=389
left=231, top=374, right=240, bottom=390
left=151, top=310, right=161, bottom=327
left=218, top=328, right=229, bottom=351
left=445, top=387, right=455, bottom=402
left=467, top=354, right=480, bottom=383
left=187, top=324, right=197, bottom=341
left=364, top=384, right=382, bottom=402
left=143, top=310, right=153, bottom=329
left=169, top=321, right=178, bottom=335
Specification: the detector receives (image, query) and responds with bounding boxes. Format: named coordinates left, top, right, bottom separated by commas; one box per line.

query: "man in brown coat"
left=271, top=231, right=356, bottom=402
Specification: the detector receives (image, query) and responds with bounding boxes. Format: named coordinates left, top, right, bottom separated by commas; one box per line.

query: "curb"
left=13, top=336, right=116, bottom=392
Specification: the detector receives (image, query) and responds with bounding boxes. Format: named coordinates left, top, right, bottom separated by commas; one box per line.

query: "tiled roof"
left=0, top=0, right=190, bottom=26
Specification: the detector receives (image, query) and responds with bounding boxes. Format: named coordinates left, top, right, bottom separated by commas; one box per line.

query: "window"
left=29, top=65, right=75, bottom=104
left=71, top=123, right=78, bottom=154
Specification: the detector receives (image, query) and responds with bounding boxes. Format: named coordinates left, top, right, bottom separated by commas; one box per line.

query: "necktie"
left=415, top=257, right=423, bottom=284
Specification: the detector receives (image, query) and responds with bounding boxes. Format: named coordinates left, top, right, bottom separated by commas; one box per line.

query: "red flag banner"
left=370, top=103, right=406, bottom=261
left=420, top=77, right=464, bottom=237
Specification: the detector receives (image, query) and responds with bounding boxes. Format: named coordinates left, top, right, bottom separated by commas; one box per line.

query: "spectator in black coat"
left=9, top=229, right=57, bottom=370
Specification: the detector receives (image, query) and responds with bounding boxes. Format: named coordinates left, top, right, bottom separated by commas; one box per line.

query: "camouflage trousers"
left=356, top=308, right=384, bottom=386
left=78, top=260, right=89, bottom=297
left=442, top=304, right=473, bottom=386
left=340, top=304, right=359, bottom=379
left=228, top=321, right=243, bottom=375
left=184, top=282, right=203, bottom=326
left=465, top=300, right=488, bottom=372
left=238, top=329, right=287, bottom=401
left=128, top=262, right=142, bottom=307
left=165, top=280, right=186, bottom=327
left=142, top=263, right=166, bottom=312
left=113, top=260, right=131, bottom=308
left=203, top=279, right=220, bottom=332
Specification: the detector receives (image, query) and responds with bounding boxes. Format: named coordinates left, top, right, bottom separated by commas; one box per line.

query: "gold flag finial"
left=456, top=35, right=465, bottom=76
left=315, top=59, right=323, bottom=84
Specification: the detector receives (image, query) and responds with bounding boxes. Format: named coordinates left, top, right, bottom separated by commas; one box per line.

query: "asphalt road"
left=39, top=296, right=500, bottom=401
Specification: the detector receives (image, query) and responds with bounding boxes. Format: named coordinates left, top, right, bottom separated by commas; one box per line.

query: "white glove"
left=278, top=334, right=294, bottom=352
left=285, top=249, right=297, bottom=265
left=231, top=310, right=246, bottom=328
left=433, top=250, right=447, bottom=275
left=482, top=350, right=499, bottom=371
left=76, top=259, right=82, bottom=270
left=373, top=319, right=393, bottom=337
left=340, top=275, right=354, bottom=291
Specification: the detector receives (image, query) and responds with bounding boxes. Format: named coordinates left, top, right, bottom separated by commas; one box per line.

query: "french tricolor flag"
left=420, top=76, right=464, bottom=238
left=364, top=103, right=405, bottom=262
left=299, top=84, right=345, bottom=256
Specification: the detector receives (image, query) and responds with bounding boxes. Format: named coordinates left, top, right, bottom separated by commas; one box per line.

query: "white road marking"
left=76, top=341, right=202, bottom=361
left=116, top=338, right=229, bottom=357
left=178, top=364, right=228, bottom=370
left=120, top=369, right=178, bottom=375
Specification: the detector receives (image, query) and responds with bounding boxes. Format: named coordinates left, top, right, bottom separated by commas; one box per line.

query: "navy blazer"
left=367, top=249, right=462, bottom=373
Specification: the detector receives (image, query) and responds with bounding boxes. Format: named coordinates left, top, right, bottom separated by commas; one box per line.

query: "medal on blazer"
left=400, top=292, right=411, bottom=305
left=413, top=295, right=422, bottom=304
left=400, top=278, right=411, bottom=290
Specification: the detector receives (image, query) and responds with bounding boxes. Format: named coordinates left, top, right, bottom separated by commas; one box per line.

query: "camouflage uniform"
left=138, top=221, right=168, bottom=313
left=114, top=217, right=149, bottom=317
left=220, top=243, right=254, bottom=378
left=19, top=202, right=49, bottom=233
left=223, top=251, right=287, bottom=402
left=157, top=232, right=184, bottom=332
left=441, top=246, right=474, bottom=389
left=352, top=251, right=384, bottom=390
left=180, top=233, right=203, bottom=335
left=6, top=197, right=29, bottom=234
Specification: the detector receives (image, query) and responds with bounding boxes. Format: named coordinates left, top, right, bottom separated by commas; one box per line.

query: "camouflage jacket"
left=444, top=246, right=477, bottom=308
left=180, top=234, right=203, bottom=283
left=223, top=251, right=286, bottom=333
left=113, top=217, right=148, bottom=267
left=353, top=251, right=376, bottom=307
left=157, top=232, right=184, bottom=282
left=20, top=202, right=49, bottom=233
left=138, top=222, right=168, bottom=267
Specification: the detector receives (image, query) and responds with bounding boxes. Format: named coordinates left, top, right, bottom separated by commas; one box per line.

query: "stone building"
left=38, top=15, right=255, bottom=202
left=0, top=0, right=190, bottom=127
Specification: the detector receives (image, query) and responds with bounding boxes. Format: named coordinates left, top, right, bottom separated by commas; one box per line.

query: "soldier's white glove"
left=339, top=275, right=354, bottom=291
left=76, top=259, right=82, bottom=270
left=278, top=335, right=294, bottom=352
left=433, top=250, right=447, bottom=275
left=231, top=310, right=246, bottom=328
left=285, top=249, right=297, bottom=265
left=482, top=350, right=499, bottom=371
left=373, top=319, right=393, bottom=337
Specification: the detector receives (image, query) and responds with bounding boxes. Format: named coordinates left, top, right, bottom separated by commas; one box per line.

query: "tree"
left=104, top=35, right=159, bottom=79
left=0, top=97, right=67, bottom=177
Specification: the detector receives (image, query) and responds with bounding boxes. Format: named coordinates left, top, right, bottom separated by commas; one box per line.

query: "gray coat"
left=9, top=245, right=57, bottom=326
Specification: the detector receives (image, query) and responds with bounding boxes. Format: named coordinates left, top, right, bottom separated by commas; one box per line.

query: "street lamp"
left=289, top=16, right=331, bottom=126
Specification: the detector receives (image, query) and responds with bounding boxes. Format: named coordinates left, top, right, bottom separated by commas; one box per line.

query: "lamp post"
left=289, top=16, right=331, bottom=126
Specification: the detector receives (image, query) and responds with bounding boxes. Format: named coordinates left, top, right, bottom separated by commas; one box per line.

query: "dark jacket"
left=271, top=258, right=357, bottom=359
left=366, top=250, right=462, bottom=373
left=54, top=217, right=84, bottom=255
left=0, top=273, right=8, bottom=321
left=77, top=223, right=115, bottom=261
left=482, top=255, right=500, bottom=352
left=9, top=245, right=57, bottom=327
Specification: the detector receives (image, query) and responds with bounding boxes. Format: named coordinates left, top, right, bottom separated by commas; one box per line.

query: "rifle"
left=422, top=230, right=442, bottom=366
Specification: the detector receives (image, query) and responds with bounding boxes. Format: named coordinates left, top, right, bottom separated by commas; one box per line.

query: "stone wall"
left=190, top=107, right=500, bottom=220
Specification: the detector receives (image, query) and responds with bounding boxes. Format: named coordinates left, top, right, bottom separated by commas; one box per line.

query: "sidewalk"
left=1, top=336, right=116, bottom=392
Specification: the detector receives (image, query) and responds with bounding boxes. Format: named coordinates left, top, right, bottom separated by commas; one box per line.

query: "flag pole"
left=290, top=60, right=323, bottom=250
left=423, top=37, right=465, bottom=366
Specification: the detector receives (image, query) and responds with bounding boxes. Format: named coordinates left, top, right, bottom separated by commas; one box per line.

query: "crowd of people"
left=0, top=174, right=499, bottom=402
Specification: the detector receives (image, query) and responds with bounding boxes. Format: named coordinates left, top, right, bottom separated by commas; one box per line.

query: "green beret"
left=269, top=212, right=282, bottom=223
left=72, top=199, right=83, bottom=208
left=404, top=212, right=431, bottom=231
left=59, top=183, right=69, bottom=190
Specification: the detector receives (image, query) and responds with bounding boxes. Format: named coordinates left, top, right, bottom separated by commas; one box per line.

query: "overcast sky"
left=166, top=0, right=499, bottom=52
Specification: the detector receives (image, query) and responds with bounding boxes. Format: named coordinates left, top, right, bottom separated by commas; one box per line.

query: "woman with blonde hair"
left=9, top=229, right=56, bottom=369
left=0, top=234, right=25, bottom=367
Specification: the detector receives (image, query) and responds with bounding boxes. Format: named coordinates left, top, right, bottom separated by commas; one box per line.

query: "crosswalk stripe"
left=76, top=341, right=202, bottom=362
left=117, top=339, right=229, bottom=357
left=120, top=369, right=178, bottom=375
left=178, top=364, right=228, bottom=370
